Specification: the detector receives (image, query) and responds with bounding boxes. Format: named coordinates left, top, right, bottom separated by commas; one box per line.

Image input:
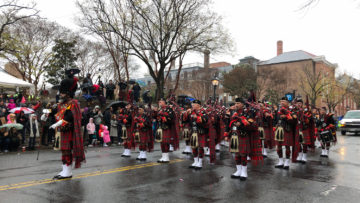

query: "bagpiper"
left=274, top=97, right=300, bottom=170
left=50, top=69, right=85, bottom=179
left=120, top=104, right=134, bottom=157
left=186, top=100, right=209, bottom=169
left=132, top=105, right=153, bottom=161
left=156, top=98, right=179, bottom=163
left=295, top=98, right=315, bottom=163
left=181, top=104, right=192, bottom=154
left=316, top=107, right=336, bottom=158
left=258, top=101, right=275, bottom=158
left=225, top=98, right=263, bottom=180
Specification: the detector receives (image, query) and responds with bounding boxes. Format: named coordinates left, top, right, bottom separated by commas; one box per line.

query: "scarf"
left=29, top=115, right=40, bottom=138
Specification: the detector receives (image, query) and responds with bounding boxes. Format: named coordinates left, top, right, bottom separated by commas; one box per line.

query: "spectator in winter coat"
left=87, top=118, right=96, bottom=147
left=110, top=114, right=118, bottom=144
left=7, top=99, right=16, bottom=110
left=106, top=80, right=116, bottom=100
left=92, top=106, right=103, bottom=142
left=16, top=111, right=28, bottom=145
left=27, top=114, right=39, bottom=150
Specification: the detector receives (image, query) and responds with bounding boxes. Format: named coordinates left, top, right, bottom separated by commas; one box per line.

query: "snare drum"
left=320, top=130, right=334, bottom=143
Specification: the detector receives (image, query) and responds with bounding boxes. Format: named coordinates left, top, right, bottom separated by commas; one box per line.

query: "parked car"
left=339, top=110, right=360, bottom=135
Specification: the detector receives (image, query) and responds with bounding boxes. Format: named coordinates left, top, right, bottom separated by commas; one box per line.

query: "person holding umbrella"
left=0, top=124, right=23, bottom=152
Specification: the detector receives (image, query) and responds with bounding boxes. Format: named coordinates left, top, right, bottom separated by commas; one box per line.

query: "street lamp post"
left=211, top=76, right=219, bottom=103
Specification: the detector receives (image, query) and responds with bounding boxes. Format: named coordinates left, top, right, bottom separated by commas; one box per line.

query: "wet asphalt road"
left=0, top=132, right=360, bottom=203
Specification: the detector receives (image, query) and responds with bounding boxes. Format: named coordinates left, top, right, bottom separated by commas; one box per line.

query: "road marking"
left=0, top=159, right=184, bottom=191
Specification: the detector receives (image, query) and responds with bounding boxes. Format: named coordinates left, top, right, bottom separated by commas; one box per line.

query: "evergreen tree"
left=45, top=39, right=78, bottom=85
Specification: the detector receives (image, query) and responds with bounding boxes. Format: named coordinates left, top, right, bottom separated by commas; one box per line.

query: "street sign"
left=285, top=93, right=294, bottom=102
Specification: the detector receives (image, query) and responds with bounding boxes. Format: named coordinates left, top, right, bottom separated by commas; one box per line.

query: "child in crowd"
left=87, top=118, right=96, bottom=147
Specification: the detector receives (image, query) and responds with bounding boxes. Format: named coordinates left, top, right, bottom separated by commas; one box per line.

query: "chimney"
left=204, top=50, right=210, bottom=69
left=277, top=40, right=283, bottom=56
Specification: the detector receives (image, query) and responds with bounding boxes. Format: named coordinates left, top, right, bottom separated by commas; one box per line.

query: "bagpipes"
left=118, top=113, right=129, bottom=140
left=133, top=116, right=146, bottom=143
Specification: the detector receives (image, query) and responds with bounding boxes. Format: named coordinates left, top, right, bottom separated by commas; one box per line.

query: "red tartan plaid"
left=264, top=127, right=275, bottom=148
left=69, top=99, right=85, bottom=168
left=124, top=128, right=133, bottom=141
left=61, top=131, right=73, bottom=151
left=124, top=128, right=134, bottom=148
left=138, top=131, right=149, bottom=145
left=276, top=131, right=294, bottom=146
left=198, top=133, right=207, bottom=148
left=302, top=129, right=312, bottom=145
left=238, top=135, right=251, bottom=154
left=61, top=152, right=72, bottom=166
left=161, top=129, right=172, bottom=144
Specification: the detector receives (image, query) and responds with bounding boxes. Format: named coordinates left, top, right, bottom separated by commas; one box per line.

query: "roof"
left=259, top=50, right=317, bottom=65
left=210, top=62, right=231, bottom=68
left=0, top=68, right=34, bottom=88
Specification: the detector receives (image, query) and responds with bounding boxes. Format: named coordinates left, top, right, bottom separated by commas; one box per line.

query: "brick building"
left=257, top=40, right=356, bottom=115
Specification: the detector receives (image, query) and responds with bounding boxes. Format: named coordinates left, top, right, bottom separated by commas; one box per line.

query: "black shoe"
left=263, top=155, right=267, bottom=158
left=240, top=176, right=247, bottom=181
left=323, top=155, right=328, bottom=158
left=140, top=158, right=147, bottom=161
left=189, top=165, right=195, bottom=169
left=194, top=166, right=202, bottom=170
left=136, top=157, right=141, bottom=160
left=283, top=166, right=289, bottom=170
left=275, top=164, right=284, bottom=168
left=121, top=155, right=130, bottom=157
left=301, top=161, right=306, bottom=164
left=53, top=175, right=72, bottom=180
left=231, top=175, right=240, bottom=179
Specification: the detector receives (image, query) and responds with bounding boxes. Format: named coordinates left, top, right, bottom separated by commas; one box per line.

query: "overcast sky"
left=35, top=0, right=360, bottom=78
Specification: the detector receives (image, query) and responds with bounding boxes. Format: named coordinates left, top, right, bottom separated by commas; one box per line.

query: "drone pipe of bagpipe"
left=245, top=101, right=261, bottom=111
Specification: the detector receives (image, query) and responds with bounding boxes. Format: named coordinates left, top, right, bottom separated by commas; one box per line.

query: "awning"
left=0, top=68, right=34, bottom=88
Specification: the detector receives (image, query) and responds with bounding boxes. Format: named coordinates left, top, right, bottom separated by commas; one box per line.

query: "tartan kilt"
left=124, top=128, right=134, bottom=146
left=276, top=131, right=293, bottom=147
left=61, top=131, right=73, bottom=151
left=238, top=135, right=251, bottom=154
left=198, top=133, right=207, bottom=148
left=138, top=131, right=149, bottom=145
left=264, top=127, right=275, bottom=146
left=161, top=129, right=172, bottom=144
left=302, top=129, right=312, bottom=145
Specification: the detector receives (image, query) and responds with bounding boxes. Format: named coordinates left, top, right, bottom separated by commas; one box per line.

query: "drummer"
left=316, top=107, right=336, bottom=158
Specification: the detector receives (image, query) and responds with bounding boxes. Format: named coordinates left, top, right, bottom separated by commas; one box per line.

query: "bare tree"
left=76, top=38, right=112, bottom=80
left=324, top=73, right=353, bottom=112
left=299, top=63, right=330, bottom=106
left=1, top=18, right=64, bottom=95
left=257, top=67, right=287, bottom=103
left=0, top=0, right=38, bottom=52
left=77, top=0, right=135, bottom=83
left=77, top=0, right=232, bottom=100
